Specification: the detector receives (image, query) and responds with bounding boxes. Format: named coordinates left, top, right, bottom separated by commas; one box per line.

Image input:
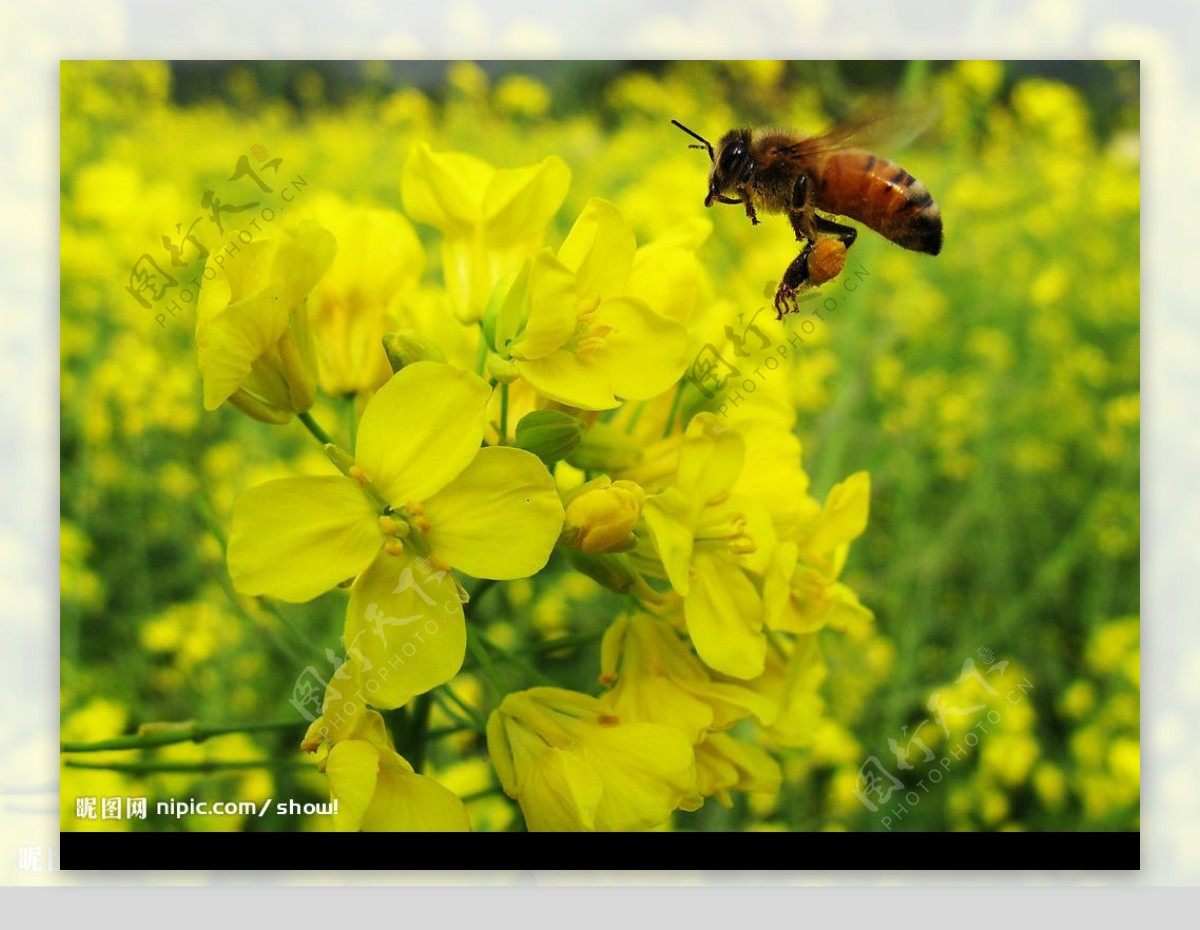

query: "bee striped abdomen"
left=815, top=151, right=942, bottom=255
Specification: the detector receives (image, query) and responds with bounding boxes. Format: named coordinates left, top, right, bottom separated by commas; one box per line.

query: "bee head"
left=706, top=130, right=754, bottom=207
left=669, top=121, right=755, bottom=209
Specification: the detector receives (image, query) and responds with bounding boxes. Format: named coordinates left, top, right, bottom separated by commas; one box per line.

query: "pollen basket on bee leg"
left=806, top=239, right=848, bottom=286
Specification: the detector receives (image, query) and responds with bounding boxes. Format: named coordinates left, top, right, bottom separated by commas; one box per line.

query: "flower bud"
left=382, top=330, right=446, bottom=373
left=513, top=410, right=585, bottom=465
left=485, top=352, right=521, bottom=384
left=561, top=477, right=645, bottom=554
left=566, top=550, right=642, bottom=594
left=567, top=422, right=644, bottom=472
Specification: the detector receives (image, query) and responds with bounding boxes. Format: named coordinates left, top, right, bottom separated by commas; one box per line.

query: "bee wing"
left=781, top=103, right=941, bottom=158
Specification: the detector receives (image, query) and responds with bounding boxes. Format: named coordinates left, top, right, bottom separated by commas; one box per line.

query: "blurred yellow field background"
left=59, top=60, right=1138, bottom=832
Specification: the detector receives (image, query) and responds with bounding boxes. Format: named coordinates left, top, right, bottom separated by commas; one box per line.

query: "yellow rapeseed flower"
left=642, top=414, right=776, bottom=678
left=493, top=199, right=690, bottom=410
left=402, top=143, right=569, bottom=322
left=196, top=220, right=335, bottom=423
left=694, top=731, right=781, bottom=808
left=305, top=702, right=469, bottom=832
left=304, top=197, right=425, bottom=397
left=487, top=686, right=696, bottom=831
left=227, top=362, right=563, bottom=706
left=763, top=472, right=873, bottom=635
left=600, top=612, right=777, bottom=743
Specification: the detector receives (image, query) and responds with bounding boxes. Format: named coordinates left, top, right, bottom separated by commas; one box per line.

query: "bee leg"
left=788, top=175, right=817, bottom=241
left=814, top=214, right=858, bottom=249
left=736, top=189, right=759, bottom=225
left=713, top=190, right=758, bottom=225
left=774, top=243, right=814, bottom=320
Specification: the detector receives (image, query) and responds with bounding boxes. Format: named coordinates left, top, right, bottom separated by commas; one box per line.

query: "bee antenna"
left=671, top=119, right=714, bottom=162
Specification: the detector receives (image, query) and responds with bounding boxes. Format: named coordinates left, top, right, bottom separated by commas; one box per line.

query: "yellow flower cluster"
left=183, top=137, right=878, bottom=831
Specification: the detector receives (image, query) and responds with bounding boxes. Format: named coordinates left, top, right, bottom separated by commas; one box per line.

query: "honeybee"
left=672, top=118, right=943, bottom=319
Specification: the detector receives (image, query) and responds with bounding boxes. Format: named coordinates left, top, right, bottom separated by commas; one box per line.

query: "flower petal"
left=344, top=549, right=467, bottom=709
left=763, top=541, right=800, bottom=631
left=309, top=205, right=425, bottom=395
left=802, top=471, right=871, bottom=557
left=423, top=446, right=563, bottom=580
left=401, top=143, right=492, bottom=231
left=326, top=740, right=381, bottom=832
left=196, top=238, right=274, bottom=316
left=354, top=361, right=492, bottom=504
left=729, top=494, right=776, bottom=577
left=606, top=673, right=714, bottom=745
left=686, top=549, right=766, bottom=679
left=642, top=487, right=696, bottom=595
left=593, top=297, right=689, bottom=401
left=507, top=250, right=579, bottom=361
left=520, top=748, right=604, bottom=832
left=517, top=349, right=618, bottom=410
left=195, top=223, right=334, bottom=412
left=362, top=756, right=472, bottom=831
left=557, top=199, right=636, bottom=300
left=677, top=413, right=745, bottom=504
left=482, top=155, right=571, bottom=241
left=488, top=707, right=603, bottom=831
left=196, top=290, right=290, bottom=411
left=441, top=233, right=513, bottom=325
left=695, top=731, right=781, bottom=802
left=629, top=241, right=707, bottom=324
left=584, top=721, right=697, bottom=831
left=227, top=476, right=381, bottom=602
left=269, top=220, right=338, bottom=308
left=823, top=579, right=874, bottom=636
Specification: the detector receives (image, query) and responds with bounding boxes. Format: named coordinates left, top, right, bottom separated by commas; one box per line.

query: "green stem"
left=194, top=495, right=228, bottom=549
left=60, top=719, right=306, bottom=754
left=458, top=785, right=504, bottom=804
left=499, top=382, right=509, bottom=445
left=471, top=578, right=498, bottom=606
left=298, top=410, right=334, bottom=446
left=631, top=572, right=668, bottom=606
left=465, top=579, right=560, bottom=687
left=209, top=549, right=320, bottom=661
left=624, top=401, right=646, bottom=435
left=764, top=627, right=790, bottom=662
left=63, top=758, right=309, bottom=774
left=425, top=723, right=479, bottom=740
left=475, top=328, right=488, bottom=376
left=531, top=629, right=607, bottom=655
left=475, top=631, right=561, bottom=688
left=345, top=394, right=358, bottom=452
left=398, top=693, right=433, bottom=772
left=465, top=626, right=508, bottom=694
left=436, top=685, right=488, bottom=732
left=662, top=380, right=687, bottom=438
left=255, top=597, right=326, bottom=662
